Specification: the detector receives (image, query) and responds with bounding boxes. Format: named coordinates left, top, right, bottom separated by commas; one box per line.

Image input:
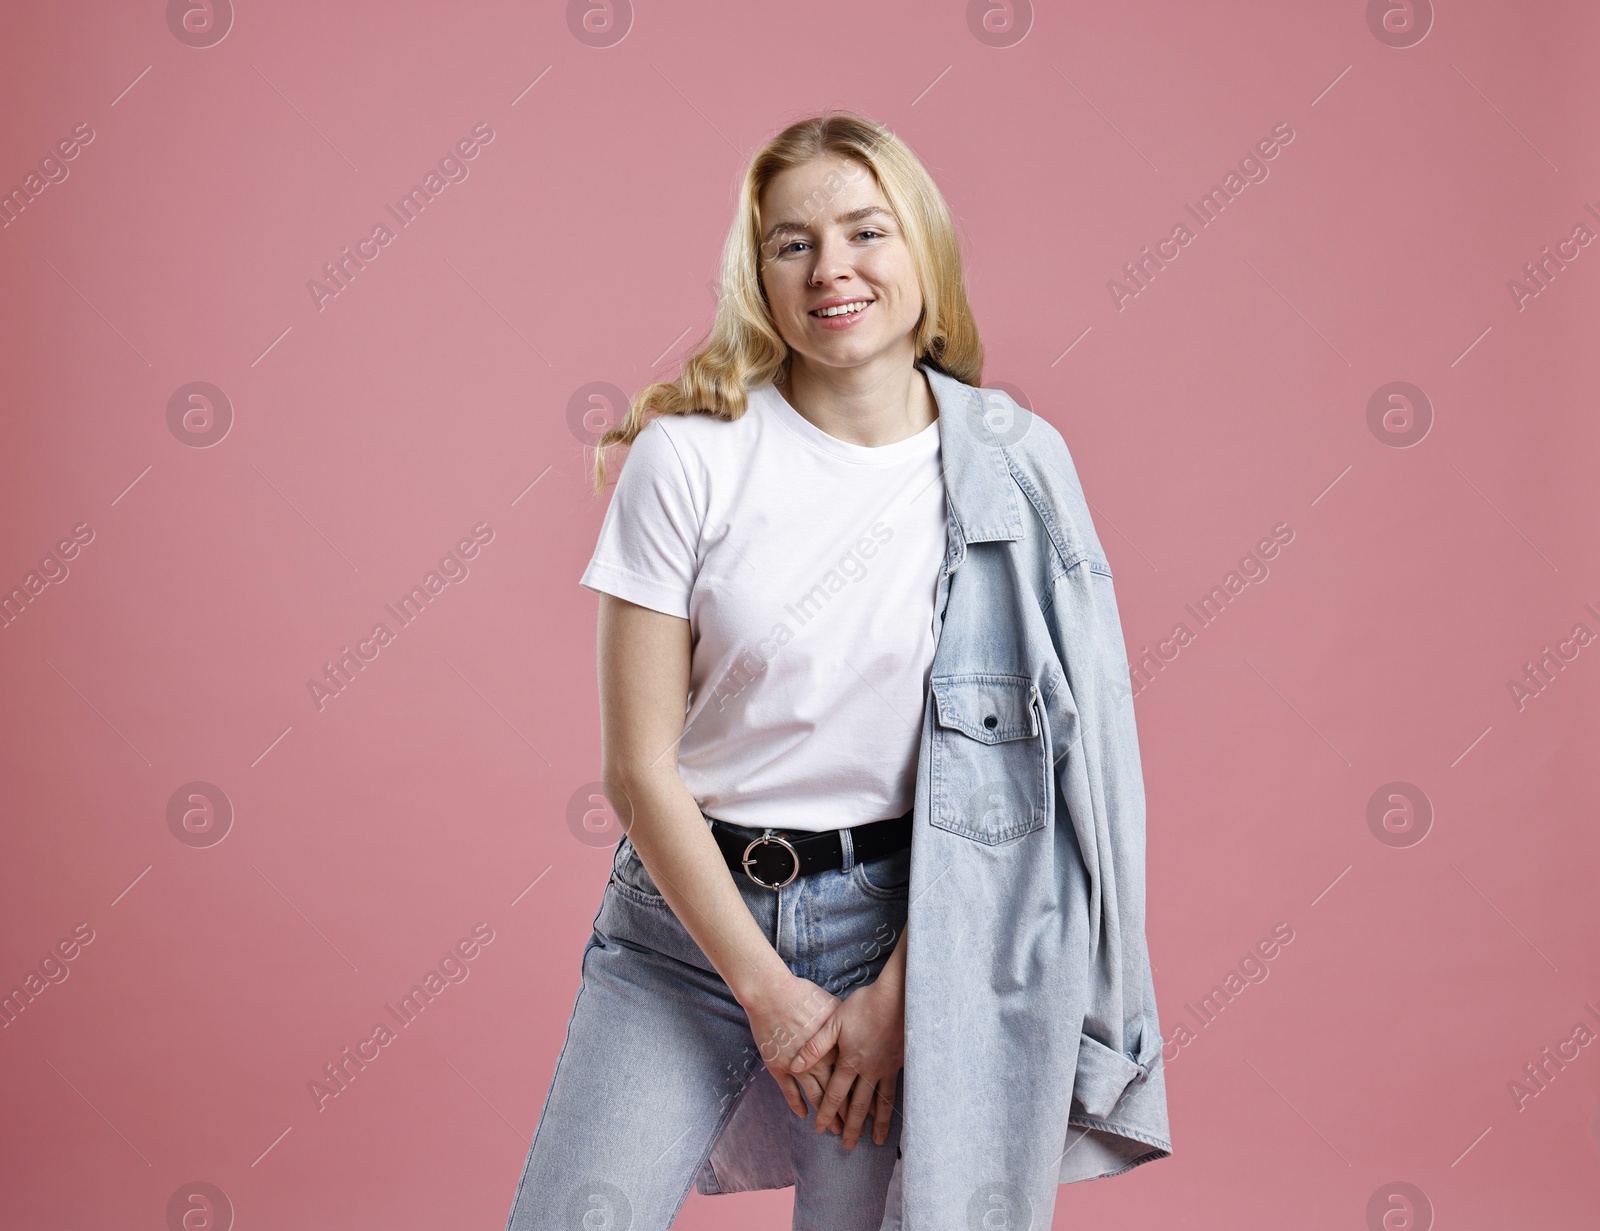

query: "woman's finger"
left=774, top=1070, right=806, bottom=1118
left=804, top=1051, right=843, bottom=1113
left=872, top=1070, right=899, bottom=1145
left=815, top=1062, right=858, bottom=1133
left=790, top=1013, right=840, bottom=1075
left=840, top=1074, right=877, bottom=1149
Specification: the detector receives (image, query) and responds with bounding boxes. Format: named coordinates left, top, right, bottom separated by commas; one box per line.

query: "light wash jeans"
left=503, top=815, right=910, bottom=1230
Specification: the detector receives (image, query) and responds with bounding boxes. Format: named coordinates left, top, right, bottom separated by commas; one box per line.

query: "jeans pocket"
left=608, top=835, right=669, bottom=907
left=929, top=672, right=1050, bottom=845
left=852, top=844, right=912, bottom=898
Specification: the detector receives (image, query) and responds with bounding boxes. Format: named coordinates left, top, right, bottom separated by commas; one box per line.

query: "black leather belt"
left=708, top=809, right=913, bottom=890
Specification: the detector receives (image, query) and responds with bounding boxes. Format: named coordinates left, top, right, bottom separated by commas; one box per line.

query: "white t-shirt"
left=579, top=380, right=947, bottom=831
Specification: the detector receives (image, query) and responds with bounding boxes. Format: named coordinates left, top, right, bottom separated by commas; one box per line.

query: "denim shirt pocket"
left=929, top=672, right=1049, bottom=845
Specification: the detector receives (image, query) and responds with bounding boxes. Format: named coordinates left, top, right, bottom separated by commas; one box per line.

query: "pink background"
left=2, top=2, right=1597, bottom=1228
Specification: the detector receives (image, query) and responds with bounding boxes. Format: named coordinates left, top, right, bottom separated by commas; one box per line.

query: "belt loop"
left=838, top=825, right=855, bottom=874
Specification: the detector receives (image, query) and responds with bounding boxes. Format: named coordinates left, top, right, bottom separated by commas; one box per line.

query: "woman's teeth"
left=812, top=301, right=870, bottom=317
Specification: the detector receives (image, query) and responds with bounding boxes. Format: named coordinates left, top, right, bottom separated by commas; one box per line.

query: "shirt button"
left=984, top=714, right=998, bottom=729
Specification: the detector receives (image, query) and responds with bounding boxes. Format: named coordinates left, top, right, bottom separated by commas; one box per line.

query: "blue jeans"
left=503, top=817, right=911, bottom=1230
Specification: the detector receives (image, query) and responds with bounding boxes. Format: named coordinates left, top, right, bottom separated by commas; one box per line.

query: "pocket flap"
left=930, top=674, right=1038, bottom=743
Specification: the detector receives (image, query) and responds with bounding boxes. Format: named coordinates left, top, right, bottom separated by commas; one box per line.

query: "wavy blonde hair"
left=590, top=110, right=984, bottom=492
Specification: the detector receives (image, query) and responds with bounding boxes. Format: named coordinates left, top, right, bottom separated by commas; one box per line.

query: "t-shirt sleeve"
left=579, top=418, right=701, bottom=619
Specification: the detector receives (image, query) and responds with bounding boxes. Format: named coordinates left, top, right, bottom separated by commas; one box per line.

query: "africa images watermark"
left=0, top=522, right=96, bottom=631
left=1507, top=998, right=1600, bottom=1113
left=1505, top=599, right=1600, bottom=713
left=1506, top=199, right=1599, bottom=312
left=308, top=922, right=495, bottom=1112
left=702, top=519, right=896, bottom=716
left=0, top=922, right=97, bottom=1031
left=1160, top=921, right=1296, bottom=1065
left=1108, top=121, right=1296, bottom=310
left=1126, top=521, right=1296, bottom=696
left=0, top=121, right=96, bottom=231
left=306, top=521, right=495, bottom=711
left=306, top=122, right=496, bottom=311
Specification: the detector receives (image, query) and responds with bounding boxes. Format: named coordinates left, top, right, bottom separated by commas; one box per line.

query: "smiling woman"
left=502, top=111, right=1170, bottom=1231
left=760, top=166, right=936, bottom=436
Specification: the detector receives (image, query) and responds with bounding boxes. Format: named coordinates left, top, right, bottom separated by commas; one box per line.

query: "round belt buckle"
left=741, top=830, right=799, bottom=890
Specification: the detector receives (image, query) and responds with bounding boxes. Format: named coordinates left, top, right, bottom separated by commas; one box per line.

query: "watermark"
left=166, top=781, right=234, bottom=849
left=167, top=0, right=234, bottom=48
left=1109, top=122, right=1295, bottom=310
left=0, top=922, right=96, bottom=1031
left=961, top=383, right=1034, bottom=448
left=1507, top=211, right=1595, bottom=311
left=1366, top=380, right=1433, bottom=448
left=1365, top=1181, right=1434, bottom=1231
left=1127, top=521, right=1294, bottom=695
left=718, top=919, right=904, bottom=1131
left=1366, top=0, right=1433, bottom=49
left=306, top=521, right=495, bottom=711
left=564, top=1180, right=632, bottom=1228
left=308, top=124, right=496, bottom=312
left=985, top=381, right=1031, bottom=413
left=0, top=122, right=95, bottom=231
left=707, top=146, right=886, bottom=306
left=567, top=780, right=623, bottom=848
left=1508, top=1000, right=1600, bottom=1112
left=166, top=381, right=234, bottom=448
left=567, top=0, right=633, bottom=48
left=825, top=919, right=901, bottom=998
left=698, top=518, right=896, bottom=717
left=308, top=922, right=495, bottom=1111
left=166, top=1181, right=234, bottom=1231
left=751, top=922, right=904, bottom=1070
left=966, top=0, right=1033, bottom=49
left=1506, top=600, right=1599, bottom=712
left=753, top=152, right=877, bottom=269
left=0, top=522, right=96, bottom=631
left=966, top=1180, right=1033, bottom=1229
left=567, top=381, right=631, bottom=449
left=1161, top=922, right=1294, bottom=1063
left=1366, top=781, right=1433, bottom=848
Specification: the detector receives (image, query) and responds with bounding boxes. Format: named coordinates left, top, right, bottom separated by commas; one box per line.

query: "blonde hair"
left=589, top=110, right=984, bottom=492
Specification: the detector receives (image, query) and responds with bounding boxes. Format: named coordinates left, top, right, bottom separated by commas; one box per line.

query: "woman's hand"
left=788, top=972, right=905, bottom=1149
left=738, top=973, right=847, bottom=1128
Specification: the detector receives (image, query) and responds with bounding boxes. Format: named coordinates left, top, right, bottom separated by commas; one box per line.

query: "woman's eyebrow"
left=761, top=204, right=895, bottom=244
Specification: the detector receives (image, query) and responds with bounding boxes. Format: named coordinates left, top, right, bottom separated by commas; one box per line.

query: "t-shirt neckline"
left=758, top=371, right=941, bottom=466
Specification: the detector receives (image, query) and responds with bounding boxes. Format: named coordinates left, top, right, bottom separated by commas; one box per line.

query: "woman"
left=505, top=112, right=1170, bottom=1231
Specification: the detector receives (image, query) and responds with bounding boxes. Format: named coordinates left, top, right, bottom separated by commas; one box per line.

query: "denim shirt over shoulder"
left=694, top=363, right=1173, bottom=1221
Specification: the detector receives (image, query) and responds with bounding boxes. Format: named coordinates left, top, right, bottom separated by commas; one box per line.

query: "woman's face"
left=756, top=154, right=925, bottom=376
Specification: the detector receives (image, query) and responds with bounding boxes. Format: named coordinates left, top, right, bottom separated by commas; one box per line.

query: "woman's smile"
left=809, top=297, right=874, bottom=328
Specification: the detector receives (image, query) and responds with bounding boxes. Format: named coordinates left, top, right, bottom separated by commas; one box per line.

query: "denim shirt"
left=694, top=363, right=1173, bottom=1221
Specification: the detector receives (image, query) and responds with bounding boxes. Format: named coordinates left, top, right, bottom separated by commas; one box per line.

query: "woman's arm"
left=596, top=592, right=844, bottom=1117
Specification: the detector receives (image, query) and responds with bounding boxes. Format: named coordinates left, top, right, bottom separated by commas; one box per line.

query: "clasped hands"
left=743, top=971, right=904, bottom=1151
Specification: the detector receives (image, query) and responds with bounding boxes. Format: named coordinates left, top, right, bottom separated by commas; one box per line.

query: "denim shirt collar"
left=919, top=361, right=1027, bottom=550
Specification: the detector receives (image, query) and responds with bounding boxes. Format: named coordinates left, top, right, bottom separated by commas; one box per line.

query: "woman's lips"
left=809, top=300, right=873, bottom=330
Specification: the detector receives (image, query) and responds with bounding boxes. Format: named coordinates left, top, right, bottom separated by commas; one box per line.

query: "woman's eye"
left=856, top=229, right=885, bottom=241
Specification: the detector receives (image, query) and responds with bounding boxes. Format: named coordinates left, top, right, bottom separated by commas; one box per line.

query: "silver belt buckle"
left=741, top=828, right=800, bottom=889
